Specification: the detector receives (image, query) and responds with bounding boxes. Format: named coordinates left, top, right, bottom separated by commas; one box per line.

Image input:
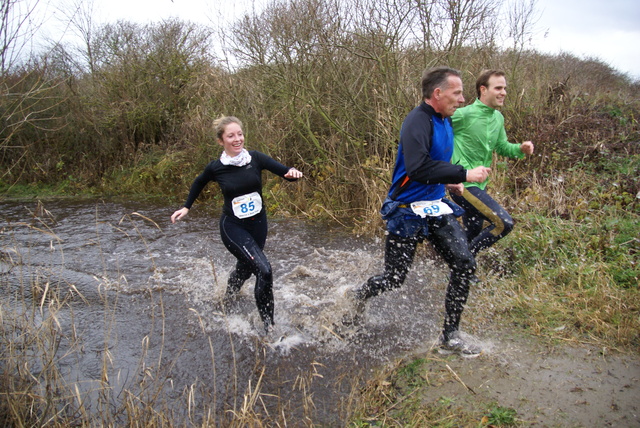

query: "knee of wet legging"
left=361, top=274, right=397, bottom=298
left=256, top=262, right=272, bottom=283
left=236, top=267, right=253, bottom=280
left=502, top=215, right=515, bottom=236
left=453, top=255, right=476, bottom=279
left=228, top=268, right=252, bottom=289
left=360, top=275, right=383, bottom=298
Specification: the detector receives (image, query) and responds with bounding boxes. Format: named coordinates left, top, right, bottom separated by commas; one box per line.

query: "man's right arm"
left=466, top=166, right=491, bottom=183
left=402, top=116, right=467, bottom=185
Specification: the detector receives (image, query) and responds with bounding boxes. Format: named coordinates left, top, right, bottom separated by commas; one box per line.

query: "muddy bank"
left=400, top=331, right=640, bottom=427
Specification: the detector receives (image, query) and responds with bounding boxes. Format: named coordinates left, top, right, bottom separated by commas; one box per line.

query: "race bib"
left=232, top=192, right=263, bottom=218
left=410, top=199, right=453, bottom=218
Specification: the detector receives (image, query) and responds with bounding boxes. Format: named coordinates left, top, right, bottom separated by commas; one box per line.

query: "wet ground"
left=408, top=331, right=640, bottom=427
left=1, top=198, right=638, bottom=426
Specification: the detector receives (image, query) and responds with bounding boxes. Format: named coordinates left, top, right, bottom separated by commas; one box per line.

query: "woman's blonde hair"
left=213, top=116, right=243, bottom=140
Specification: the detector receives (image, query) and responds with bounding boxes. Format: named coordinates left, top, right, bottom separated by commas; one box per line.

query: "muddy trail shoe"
left=340, top=288, right=369, bottom=327
left=438, top=332, right=482, bottom=358
left=222, top=288, right=240, bottom=313
left=261, top=320, right=276, bottom=338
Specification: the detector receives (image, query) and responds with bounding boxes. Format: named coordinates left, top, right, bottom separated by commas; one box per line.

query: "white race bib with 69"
left=410, top=199, right=453, bottom=218
left=232, top=192, right=263, bottom=218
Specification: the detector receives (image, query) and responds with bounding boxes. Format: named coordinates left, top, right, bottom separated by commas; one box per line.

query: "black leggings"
left=363, top=214, right=476, bottom=340
left=451, top=186, right=514, bottom=255
left=219, top=212, right=274, bottom=326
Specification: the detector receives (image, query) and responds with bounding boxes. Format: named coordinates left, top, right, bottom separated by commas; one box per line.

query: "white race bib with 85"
left=410, top=199, right=453, bottom=218
left=232, top=192, right=263, bottom=218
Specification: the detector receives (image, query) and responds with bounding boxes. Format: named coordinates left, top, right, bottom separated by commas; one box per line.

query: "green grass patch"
left=473, top=206, right=639, bottom=351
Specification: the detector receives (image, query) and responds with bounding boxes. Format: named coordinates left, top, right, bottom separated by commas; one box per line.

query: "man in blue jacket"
left=354, top=67, right=491, bottom=357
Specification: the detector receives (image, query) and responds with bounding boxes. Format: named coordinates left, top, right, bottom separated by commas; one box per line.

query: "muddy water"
left=0, top=198, right=448, bottom=424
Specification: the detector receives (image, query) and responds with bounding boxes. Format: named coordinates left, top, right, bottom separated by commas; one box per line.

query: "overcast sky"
left=532, top=0, right=640, bottom=79
left=42, top=0, right=640, bottom=79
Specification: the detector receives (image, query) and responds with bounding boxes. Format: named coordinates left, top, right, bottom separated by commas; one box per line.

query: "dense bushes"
left=1, top=0, right=638, bottom=226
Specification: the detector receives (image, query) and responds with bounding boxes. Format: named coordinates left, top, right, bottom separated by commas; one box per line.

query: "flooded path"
left=0, top=198, right=448, bottom=424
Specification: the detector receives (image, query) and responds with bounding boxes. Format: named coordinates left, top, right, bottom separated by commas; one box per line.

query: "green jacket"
left=451, top=98, right=524, bottom=190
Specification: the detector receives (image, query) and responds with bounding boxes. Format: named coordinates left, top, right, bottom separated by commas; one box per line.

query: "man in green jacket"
left=450, top=69, right=534, bottom=256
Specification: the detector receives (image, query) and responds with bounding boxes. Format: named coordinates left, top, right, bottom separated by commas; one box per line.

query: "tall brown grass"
left=0, top=280, right=329, bottom=426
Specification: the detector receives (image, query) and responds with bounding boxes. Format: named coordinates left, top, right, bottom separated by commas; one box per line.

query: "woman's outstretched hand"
left=171, top=207, right=189, bottom=223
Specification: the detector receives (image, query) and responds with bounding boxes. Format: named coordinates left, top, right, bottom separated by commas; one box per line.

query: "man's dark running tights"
left=451, top=186, right=514, bottom=255
left=362, top=214, right=476, bottom=340
left=220, top=213, right=274, bottom=327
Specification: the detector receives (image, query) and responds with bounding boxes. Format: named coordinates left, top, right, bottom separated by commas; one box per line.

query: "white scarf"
left=220, top=149, right=252, bottom=167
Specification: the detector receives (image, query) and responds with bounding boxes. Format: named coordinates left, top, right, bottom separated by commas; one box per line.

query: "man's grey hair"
left=421, top=66, right=462, bottom=99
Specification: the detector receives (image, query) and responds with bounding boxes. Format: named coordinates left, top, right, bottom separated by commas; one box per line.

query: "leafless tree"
left=51, top=0, right=98, bottom=75
left=506, top=0, right=539, bottom=53
left=0, top=0, right=67, bottom=184
left=0, top=0, right=42, bottom=74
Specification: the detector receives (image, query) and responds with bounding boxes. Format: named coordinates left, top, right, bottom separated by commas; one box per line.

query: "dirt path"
left=407, top=333, right=640, bottom=427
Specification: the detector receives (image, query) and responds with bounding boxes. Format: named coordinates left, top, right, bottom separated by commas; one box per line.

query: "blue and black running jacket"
left=388, top=102, right=467, bottom=203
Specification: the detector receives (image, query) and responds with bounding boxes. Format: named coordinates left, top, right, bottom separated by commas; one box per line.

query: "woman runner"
left=171, top=116, right=303, bottom=333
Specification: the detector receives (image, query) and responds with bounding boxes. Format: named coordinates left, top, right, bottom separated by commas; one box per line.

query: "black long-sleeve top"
left=184, top=150, right=295, bottom=218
